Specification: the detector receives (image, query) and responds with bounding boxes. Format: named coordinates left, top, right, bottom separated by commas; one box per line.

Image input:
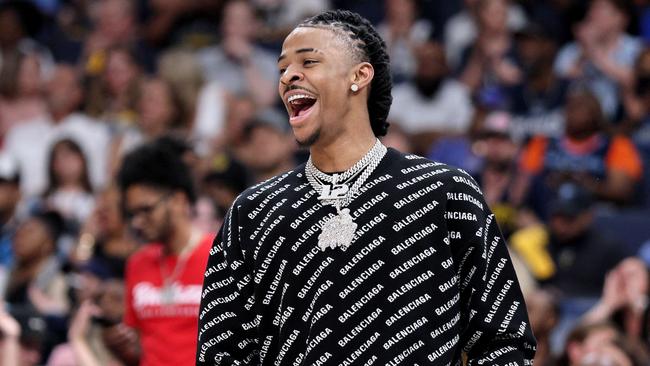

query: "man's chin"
left=295, top=129, right=320, bottom=147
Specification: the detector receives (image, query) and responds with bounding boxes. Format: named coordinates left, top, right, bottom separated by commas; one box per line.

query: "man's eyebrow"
left=278, top=48, right=323, bottom=62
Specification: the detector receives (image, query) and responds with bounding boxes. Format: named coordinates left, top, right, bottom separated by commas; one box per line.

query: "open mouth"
left=287, top=94, right=317, bottom=119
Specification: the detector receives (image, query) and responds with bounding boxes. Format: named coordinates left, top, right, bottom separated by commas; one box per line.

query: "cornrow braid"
left=298, top=10, right=392, bottom=137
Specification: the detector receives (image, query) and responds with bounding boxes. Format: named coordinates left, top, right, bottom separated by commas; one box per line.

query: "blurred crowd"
left=0, top=0, right=648, bottom=365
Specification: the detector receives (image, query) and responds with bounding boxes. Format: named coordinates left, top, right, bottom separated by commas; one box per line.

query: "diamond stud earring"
left=351, top=84, right=359, bottom=92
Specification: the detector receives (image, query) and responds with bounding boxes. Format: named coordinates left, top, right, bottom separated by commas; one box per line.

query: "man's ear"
left=351, top=62, right=374, bottom=91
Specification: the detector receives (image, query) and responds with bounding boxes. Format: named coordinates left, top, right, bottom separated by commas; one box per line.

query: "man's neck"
left=165, top=222, right=193, bottom=256
left=309, top=130, right=377, bottom=173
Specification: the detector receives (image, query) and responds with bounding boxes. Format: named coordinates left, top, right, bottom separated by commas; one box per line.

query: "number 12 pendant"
left=319, top=183, right=349, bottom=200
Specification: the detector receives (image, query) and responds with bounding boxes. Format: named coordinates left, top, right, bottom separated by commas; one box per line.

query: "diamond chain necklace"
left=305, top=139, right=387, bottom=250
left=306, top=139, right=383, bottom=184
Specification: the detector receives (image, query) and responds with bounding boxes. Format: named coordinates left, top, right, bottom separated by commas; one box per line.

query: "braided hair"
left=298, top=10, right=392, bottom=137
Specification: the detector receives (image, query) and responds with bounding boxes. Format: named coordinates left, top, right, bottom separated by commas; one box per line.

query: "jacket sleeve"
left=196, top=203, right=259, bottom=365
left=445, top=171, right=536, bottom=365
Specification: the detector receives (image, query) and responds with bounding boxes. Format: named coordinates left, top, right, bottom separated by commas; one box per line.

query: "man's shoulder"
left=233, top=166, right=305, bottom=209
left=386, top=148, right=475, bottom=186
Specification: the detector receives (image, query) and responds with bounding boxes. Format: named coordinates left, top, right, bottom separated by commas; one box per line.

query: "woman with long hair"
left=42, top=138, right=95, bottom=230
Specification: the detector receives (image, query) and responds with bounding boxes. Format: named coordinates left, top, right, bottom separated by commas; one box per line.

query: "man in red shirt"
left=108, top=139, right=213, bottom=366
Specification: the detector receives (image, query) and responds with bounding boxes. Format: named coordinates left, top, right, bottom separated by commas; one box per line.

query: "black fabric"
left=197, top=148, right=536, bottom=365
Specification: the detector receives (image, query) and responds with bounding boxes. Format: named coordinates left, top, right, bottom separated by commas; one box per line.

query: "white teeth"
left=287, top=94, right=316, bottom=104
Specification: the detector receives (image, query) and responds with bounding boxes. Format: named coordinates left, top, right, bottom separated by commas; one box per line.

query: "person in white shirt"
left=3, top=65, right=110, bottom=198
left=196, top=0, right=277, bottom=108
left=444, top=0, right=527, bottom=69
left=389, top=41, right=474, bottom=153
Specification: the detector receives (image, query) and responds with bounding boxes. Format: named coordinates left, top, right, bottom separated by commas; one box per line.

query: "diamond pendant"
left=318, top=208, right=357, bottom=251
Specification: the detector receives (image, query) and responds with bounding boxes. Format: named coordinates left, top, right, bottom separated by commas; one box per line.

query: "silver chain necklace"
left=307, top=139, right=383, bottom=184
left=305, top=139, right=387, bottom=251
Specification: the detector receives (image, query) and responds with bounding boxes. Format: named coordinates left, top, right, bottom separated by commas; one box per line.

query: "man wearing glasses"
left=107, top=139, right=214, bottom=366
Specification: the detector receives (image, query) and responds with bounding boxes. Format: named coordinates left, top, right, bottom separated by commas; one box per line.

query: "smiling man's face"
left=277, top=27, right=359, bottom=147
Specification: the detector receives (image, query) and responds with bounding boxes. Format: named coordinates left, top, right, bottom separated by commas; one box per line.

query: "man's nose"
left=280, top=68, right=303, bottom=86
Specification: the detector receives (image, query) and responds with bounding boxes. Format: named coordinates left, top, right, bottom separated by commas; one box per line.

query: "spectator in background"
left=557, top=320, right=649, bottom=365
left=42, top=139, right=95, bottom=231
left=526, top=289, right=560, bottom=366
left=197, top=0, right=277, bottom=108
left=579, top=340, right=648, bottom=366
left=254, top=0, right=330, bottom=48
left=0, top=2, right=54, bottom=83
left=110, top=77, right=186, bottom=175
left=520, top=89, right=643, bottom=214
left=0, top=306, right=45, bottom=366
left=81, top=0, right=154, bottom=75
left=445, top=0, right=527, bottom=69
left=201, top=154, right=250, bottom=221
left=554, top=0, right=642, bottom=119
left=39, top=0, right=90, bottom=64
left=85, top=46, right=142, bottom=127
left=4, top=211, right=68, bottom=316
left=459, top=0, right=523, bottom=109
left=46, top=264, right=125, bottom=366
left=0, top=306, right=23, bottom=366
left=377, top=0, right=432, bottom=83
left=509, top=23, right=569, bottom=142
left=191, top=196, right=221, bottom=236
left=389, top=40, right=473, bottom=154
left=556, top=321, right=621, bottom=366
left=0, top=51, right=48, bottom=138
left=108, top=140, right=213, bottom=366
left=140, top=0, right=222, bottom=50
left=235, top=109, right=296, bottom=183
left=3, top=64, right=110, bottom=198
left=519, top=0, right=584, bottom=47
left=214, top=94, right=257, bottom=154
left=583, top=257, right=650, bottom=344
left=156, top=49, right=224, bottom=157
left=0, top=153, right=21, bottom=289
left=622, top=47, right=650, bottom=149
left=471, top=111, right=525, bottom=237
left=157, top=50, right=204, bottom=127
left=71, top=187, right=136, bottom=278
left=511, top=183, right=630, bottom=298
left=4, top=211, right=69, bottom=361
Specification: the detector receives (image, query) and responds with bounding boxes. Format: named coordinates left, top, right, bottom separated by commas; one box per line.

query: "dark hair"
left=117, top=139, right=196, bottom=204
left=565, top=87, right=606, bottom=132
left=298, top=10, right=392, bottom=137
left=32, top=210, right=65, bottom=243
left=45, top=138, right=93, bottom=196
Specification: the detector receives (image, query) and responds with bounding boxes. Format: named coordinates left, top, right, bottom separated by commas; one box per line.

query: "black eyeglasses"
left=124, top=193, right=170, bottom=221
